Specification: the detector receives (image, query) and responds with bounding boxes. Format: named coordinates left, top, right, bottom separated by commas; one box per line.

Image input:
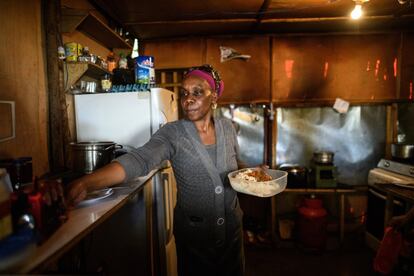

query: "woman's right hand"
left=66, top=179, right=89, bottom=208
left=65, top=162, right=127, bottom=208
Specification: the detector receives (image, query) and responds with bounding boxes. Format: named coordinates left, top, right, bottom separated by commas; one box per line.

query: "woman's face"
left=180, top=75, right=217, bottom=122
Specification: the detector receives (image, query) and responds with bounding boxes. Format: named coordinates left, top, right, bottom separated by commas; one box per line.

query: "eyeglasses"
left=186, top=64, right=222, bottom=93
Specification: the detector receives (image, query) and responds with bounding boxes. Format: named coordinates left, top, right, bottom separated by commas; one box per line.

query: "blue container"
left=135, top=56, right=155, bottom=86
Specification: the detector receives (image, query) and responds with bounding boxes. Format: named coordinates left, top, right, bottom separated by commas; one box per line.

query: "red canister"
left=297, top=196, right=328, bottom=250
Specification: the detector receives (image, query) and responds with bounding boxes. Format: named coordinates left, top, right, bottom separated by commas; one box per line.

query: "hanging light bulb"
left=350, top=0, right=369, bottom=20
left=351, top=4, right=363, bottom=19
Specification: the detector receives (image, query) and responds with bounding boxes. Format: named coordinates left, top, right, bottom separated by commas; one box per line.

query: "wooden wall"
left=143, top=33, right=413, bottom=105
left=0, top=0, right=49, bottom=176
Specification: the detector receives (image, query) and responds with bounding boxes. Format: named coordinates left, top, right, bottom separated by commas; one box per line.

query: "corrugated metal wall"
left=276, top=106, right=387, bottom=185
left=398, top=103, right=414, bottom=143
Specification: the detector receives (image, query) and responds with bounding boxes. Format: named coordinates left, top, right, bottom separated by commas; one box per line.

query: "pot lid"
left=279, top=164, right=307, bottom=173
left=70, top=141, right=116, bottom=150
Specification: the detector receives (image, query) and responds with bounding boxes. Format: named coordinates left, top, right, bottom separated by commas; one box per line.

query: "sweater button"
left=215, top=186, right=223, bottom=194
left=217, top=217, right=225, bottom=225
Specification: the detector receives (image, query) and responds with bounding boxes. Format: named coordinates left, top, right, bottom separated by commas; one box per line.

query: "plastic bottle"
left=107, top=52, right=116, bottom=72
left=131, top=38, right=139, bottom=59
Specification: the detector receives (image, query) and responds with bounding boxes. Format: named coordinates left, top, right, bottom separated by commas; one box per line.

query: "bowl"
left=228, top=168, right=288, bottom=197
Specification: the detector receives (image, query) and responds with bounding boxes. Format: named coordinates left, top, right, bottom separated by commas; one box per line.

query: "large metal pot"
left=69, top=142, right=121, bottom=174
left=313, top=151, right=334, bottom=164
left=391, top=143, right=414, bottom=161
left=279, top=164, right=308, bottom=188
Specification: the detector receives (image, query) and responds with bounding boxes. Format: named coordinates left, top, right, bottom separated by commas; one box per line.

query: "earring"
left=212, top=102, right=217, bottom=110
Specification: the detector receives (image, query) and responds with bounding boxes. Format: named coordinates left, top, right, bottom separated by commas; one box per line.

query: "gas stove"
left=368, top=159, right=414, bottom=188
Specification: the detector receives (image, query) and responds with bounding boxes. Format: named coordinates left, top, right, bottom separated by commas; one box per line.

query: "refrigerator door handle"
left=162, top=172, right=172, bottom=240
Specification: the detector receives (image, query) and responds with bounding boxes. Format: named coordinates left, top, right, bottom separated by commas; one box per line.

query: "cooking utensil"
left=278, top=164, right=308, bottom=188
left=69, top=142, right=122, bottom=174
left=391, top=143, right=414, bottom=161
left=313, top=151, right=334, bottom=164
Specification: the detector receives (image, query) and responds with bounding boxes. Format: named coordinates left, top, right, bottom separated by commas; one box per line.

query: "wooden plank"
left=272, top=34, right=400, bottom=102
left=60, top=8, right=88, bottom=33
left=64, top=62, right=111, bottom=91
left=143, top=38, right=204, bottom=69
left=0, top=103, right=13, bottom=140
left=206, top=36, right=271, bottom=104
left=45, top=0, right=73, bottom=172
left=77, top=12, right=132, bottom=49
left=0, top=0, right=49, bottom=175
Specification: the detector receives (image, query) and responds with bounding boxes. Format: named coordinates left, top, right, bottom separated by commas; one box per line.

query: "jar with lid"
left=101, top=74, right=112, bottom=92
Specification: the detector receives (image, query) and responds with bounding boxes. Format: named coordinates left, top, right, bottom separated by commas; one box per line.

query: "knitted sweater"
left=115, top=117, right=242, bottom=247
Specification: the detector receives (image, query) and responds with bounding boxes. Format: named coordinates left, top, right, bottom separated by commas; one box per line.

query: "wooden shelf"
left=64, top=62, right=111, bottom=91
left=61, top=9, right=132, bottom=50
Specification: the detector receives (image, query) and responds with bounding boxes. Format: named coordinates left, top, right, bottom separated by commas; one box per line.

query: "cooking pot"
left=391, top=143, right=414, bottom=161
left=69, top=142, right=122, bottom=174
left=313, top=151, right=334, bottom=164
left=279, top=164, right=308, bottom=188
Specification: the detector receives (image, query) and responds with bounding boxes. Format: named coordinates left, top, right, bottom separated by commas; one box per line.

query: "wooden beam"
left=255, top=0, right=271, bottom=24
left=124, top=14, right=414, bottom=26
left=124, top=18, right=256, bottom=26
left=44, top=0, right=71, bottom=172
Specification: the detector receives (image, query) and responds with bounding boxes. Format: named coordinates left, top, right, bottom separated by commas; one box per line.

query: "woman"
left=67, top=64, right=245, bottom=276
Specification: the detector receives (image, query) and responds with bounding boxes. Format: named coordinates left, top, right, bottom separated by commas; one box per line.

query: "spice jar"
left=101, top=74, right=112, bottom=92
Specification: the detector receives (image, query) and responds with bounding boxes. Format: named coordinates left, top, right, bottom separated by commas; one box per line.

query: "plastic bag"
left=373, top=227, right=402, bottom=274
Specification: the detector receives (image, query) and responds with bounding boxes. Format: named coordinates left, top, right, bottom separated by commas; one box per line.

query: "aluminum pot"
left=313, top=151, right=334, bottom=164
left=391, top=143, right=414, bottom=161
left=279, top=164, right=308, bottom=188
left=69, top=142, right=122, bottom=174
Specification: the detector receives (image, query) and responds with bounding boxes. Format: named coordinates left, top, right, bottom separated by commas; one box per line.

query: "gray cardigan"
left=115, top=117, right=242, bottom=247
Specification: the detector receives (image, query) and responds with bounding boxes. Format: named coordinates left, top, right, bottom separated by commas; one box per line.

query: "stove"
left=368, top=159, right=414, bottom=188
left=366, top=159, right=413, bottom=251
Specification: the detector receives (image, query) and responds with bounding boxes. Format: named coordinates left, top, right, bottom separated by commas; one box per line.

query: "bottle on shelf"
left=107, top=52, right=116, bottom=73
left=101, top=73, right=112, bottom=92
left=131, top=38, right=139, bottom=59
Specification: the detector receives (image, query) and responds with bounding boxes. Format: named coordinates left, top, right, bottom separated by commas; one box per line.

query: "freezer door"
left=153, top=167, right=177, bottom=276
left=150, top=88, right=178, bottom=134
left=74, top=92, right=152, bottom=148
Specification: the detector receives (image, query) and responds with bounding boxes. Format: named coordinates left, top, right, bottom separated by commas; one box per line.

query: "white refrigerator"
left=74, top=88, right=178, bottom=147
left=74, top=88, right=178, bottom=276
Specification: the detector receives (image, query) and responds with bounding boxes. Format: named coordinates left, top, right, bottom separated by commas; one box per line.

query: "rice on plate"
left=228, top=168, right=287, bottom=197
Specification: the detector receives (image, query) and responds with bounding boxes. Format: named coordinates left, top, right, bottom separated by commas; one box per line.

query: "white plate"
left=79, top=188, right=114, bottom=206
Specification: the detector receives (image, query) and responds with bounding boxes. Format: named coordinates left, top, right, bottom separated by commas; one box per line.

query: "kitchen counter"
left=16, top=169, right=157, bottom=273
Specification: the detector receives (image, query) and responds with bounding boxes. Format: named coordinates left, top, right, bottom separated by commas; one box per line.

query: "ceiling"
left=90, top=0, right=414, bottom=40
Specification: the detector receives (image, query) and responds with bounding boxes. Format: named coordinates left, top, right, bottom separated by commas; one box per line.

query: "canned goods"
left=64, top=42, right=83, bottom=62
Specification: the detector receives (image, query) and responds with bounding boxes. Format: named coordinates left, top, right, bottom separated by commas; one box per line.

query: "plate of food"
left=228, top=168, right=287, bottom=197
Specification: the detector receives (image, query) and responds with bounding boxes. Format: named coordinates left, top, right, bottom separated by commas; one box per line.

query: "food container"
left=69, top=142, right=122, bottom=174
left=101, top=74, right=112, bottom=92
left=64, top=42, right=82, bottom=62
left=135, top=56, right=155, bottom=85
left=228, top=168, right=287, bottom=197
left=313, top=151, right=334, bottom=164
